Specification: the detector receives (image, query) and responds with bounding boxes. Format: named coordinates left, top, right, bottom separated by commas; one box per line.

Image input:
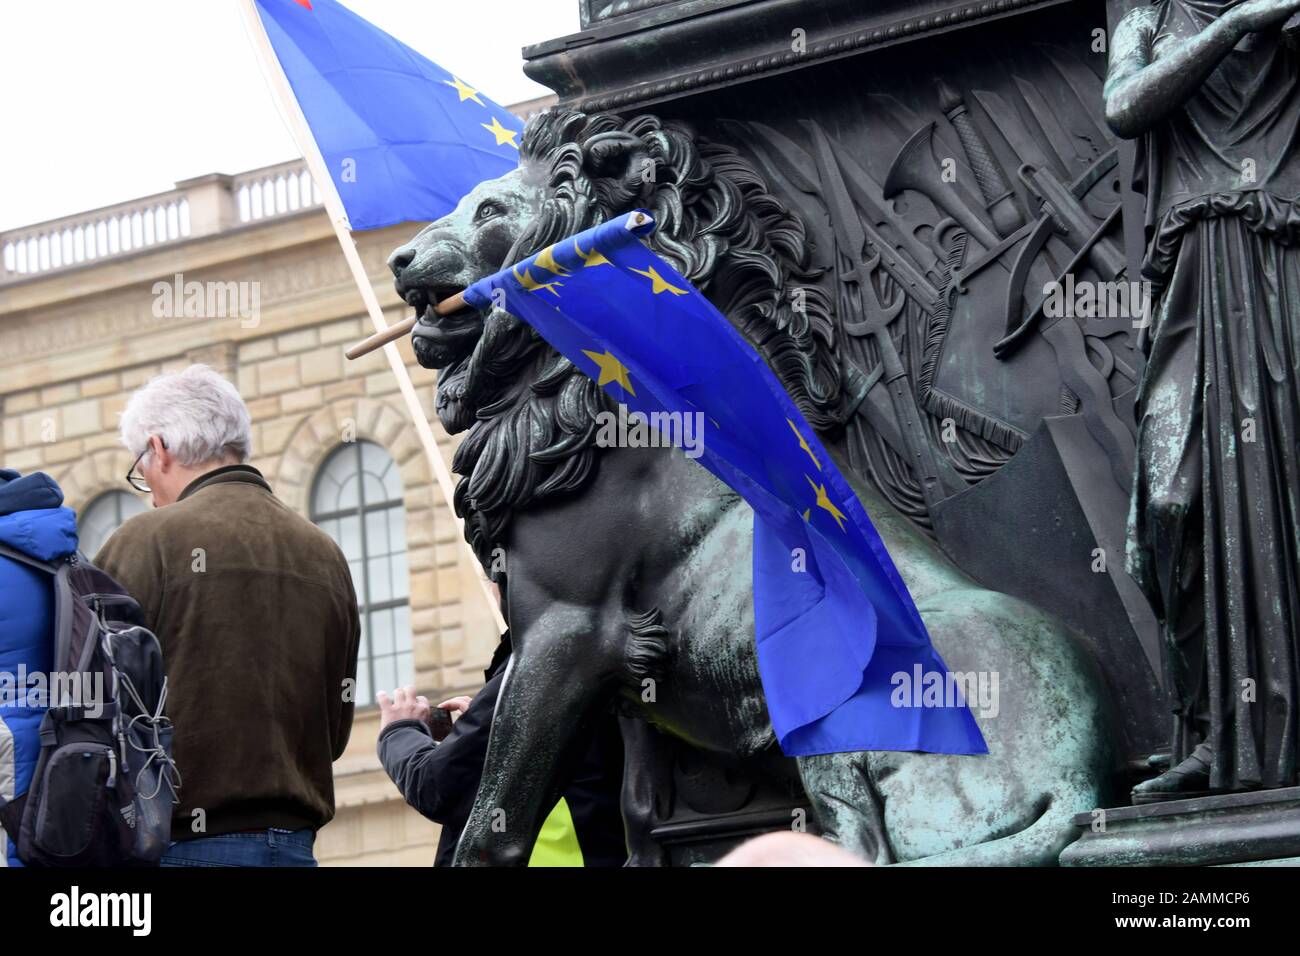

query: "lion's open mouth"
left=406, top=285, right=483, bottom=433
left=409, top=287, right=479, bottom=367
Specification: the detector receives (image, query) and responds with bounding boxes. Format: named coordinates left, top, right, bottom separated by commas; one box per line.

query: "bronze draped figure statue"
left=1105, top=0, right=1300, bottom=801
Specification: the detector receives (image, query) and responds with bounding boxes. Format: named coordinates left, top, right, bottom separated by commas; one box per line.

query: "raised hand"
left=377, top=685, right=432, bottom=731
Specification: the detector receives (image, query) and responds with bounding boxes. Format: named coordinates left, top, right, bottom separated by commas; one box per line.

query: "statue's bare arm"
left=1104, top=0, right=1300, bottom=139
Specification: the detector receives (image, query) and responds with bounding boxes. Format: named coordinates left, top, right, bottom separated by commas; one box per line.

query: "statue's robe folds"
left=1128, top=0, right=1300, bottom=789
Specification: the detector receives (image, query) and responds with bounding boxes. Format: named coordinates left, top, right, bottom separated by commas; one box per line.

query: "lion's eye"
left=475, top=201, right=502, bottom=223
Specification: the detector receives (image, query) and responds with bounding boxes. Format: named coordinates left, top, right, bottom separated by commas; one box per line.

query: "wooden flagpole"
left=237, top=0, right=506, bottom=634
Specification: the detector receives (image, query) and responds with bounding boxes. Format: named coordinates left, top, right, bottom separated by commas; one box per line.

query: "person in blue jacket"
left=0, top=468, right=79, bottom=868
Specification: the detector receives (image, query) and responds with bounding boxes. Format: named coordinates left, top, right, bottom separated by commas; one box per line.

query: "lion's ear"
left=582, top=132, right=644, bottom=179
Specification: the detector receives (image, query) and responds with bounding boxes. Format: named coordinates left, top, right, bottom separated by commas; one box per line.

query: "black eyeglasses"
left=126, top=438, right=166, bottom=494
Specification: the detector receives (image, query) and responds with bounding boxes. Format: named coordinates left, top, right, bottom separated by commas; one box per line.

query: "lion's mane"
left=452, top=109, right=843, bottom=575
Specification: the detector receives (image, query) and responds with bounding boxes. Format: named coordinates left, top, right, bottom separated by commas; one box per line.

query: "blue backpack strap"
left=0, top=542, right=56, bottom=575
left=0, top=543, right=81, bottom=677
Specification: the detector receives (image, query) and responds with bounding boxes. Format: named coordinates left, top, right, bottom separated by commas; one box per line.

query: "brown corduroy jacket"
left=96, top=465, right=361, bottom=841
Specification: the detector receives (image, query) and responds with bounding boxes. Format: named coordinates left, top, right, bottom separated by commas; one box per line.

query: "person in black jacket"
left=377, top=631, right=626, bottom=866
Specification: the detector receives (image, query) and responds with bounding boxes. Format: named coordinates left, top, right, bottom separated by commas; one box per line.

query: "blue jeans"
left=160, top=828, right=317, bottom=867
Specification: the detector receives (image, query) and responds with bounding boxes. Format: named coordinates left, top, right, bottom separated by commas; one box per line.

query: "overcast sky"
left=0, top=0, right=577, bottom=231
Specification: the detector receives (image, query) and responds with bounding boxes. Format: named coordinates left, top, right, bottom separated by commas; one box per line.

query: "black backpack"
left=0, top=545, right=179, bottom=866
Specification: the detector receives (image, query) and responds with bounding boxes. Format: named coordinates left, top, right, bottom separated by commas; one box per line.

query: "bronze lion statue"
left=388, top=108, right=1115, bottom=865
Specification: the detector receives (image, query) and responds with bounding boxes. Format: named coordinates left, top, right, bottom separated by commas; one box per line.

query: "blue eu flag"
left=464, top=212, right=988, bottom=756
left=252, top=0, right=523, bottom=231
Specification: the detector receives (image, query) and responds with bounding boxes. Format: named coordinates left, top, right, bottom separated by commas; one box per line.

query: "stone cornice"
left=0, top=213, right=424, bottom=389
left=0, top=209, right=334, bottom=315
left=525, top=0, right=1078, bottom=112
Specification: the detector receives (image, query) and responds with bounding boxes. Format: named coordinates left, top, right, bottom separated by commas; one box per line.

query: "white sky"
left=0, top=0, right=577, bottom=231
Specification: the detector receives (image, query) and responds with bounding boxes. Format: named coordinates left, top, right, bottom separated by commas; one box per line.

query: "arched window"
left=79, top=490, right=148, bottom=560
left=310, top=440, right=412, bottom=705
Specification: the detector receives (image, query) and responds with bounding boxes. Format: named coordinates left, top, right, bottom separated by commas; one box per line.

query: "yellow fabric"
left=527, top=797, right=584, bottom=867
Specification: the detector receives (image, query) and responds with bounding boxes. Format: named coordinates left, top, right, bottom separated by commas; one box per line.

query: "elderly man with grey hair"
left=96, top=364, right=360, bottom=867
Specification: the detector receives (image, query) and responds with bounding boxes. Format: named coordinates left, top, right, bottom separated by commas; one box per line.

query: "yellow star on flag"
left=806, top=475, right=847, bottom=532
left=630, top=265, right=688, bottom=295
left=482, top=116, right=519, bottom=149
left=582, top=349, right=636, bottom=395
left=513, top=266, right=562, bottom=297
left=574, top=240, right=611, bottom=268
left=444, top=76, right=484, bottom=106
left=534, top=245, right=569, bottom=276
left=788, top=418, right=820, bottom=470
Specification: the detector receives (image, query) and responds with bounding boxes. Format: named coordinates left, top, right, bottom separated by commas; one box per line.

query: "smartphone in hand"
left=429, top=706, right=454, bottom=741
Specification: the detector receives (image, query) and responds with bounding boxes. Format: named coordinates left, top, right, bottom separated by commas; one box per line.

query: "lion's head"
left=388, top=108, right=843, bottom=572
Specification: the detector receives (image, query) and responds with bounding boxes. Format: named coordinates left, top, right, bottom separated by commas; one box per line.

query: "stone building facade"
left=0, top=93, right=550, bottom=862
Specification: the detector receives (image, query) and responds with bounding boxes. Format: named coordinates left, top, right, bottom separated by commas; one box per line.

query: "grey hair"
left=119, top=364, right=252, bottom=466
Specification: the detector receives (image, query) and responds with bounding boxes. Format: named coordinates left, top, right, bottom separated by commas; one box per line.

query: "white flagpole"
left=237, top=0, right=506, bottom=635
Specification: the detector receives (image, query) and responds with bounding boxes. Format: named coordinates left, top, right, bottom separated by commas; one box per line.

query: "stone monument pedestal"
left=1060, top=787, right=1300, bottom=866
